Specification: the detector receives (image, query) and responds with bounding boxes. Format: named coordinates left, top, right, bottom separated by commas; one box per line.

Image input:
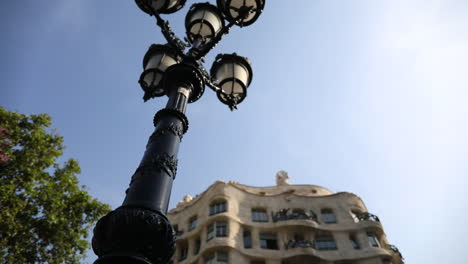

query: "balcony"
left=386, top=244, right=405, bottom=263
left=355, top=212, right=380, bottom=223
left=271, top=209, right=318, bottom=223
left=284, top=239, right=315, bottom=249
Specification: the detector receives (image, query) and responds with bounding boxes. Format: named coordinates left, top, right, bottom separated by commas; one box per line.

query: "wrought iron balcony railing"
left=386, top=244, right=405, bottom=262
left=271, top=208, right=318, bottom=223
left=355, top=212, right=380, bottom=223
left=284, top=239, right=315, bottom=249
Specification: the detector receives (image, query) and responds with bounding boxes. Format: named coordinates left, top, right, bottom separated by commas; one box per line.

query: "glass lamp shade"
left=135, top=0, right=186, bottom=15
left=216, top=0, right=265, bottom=27
left=140, top=44, right=180, bottom=99
left=185, top=3, right=225, bottom=44
left=210, top=53, right=253, bottom=106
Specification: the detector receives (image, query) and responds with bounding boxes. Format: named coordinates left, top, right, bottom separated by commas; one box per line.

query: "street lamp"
left=91, top=1, right=265, bottom=264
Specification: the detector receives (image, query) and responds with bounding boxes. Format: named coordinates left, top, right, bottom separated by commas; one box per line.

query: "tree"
left=0, top=107, right=111, bottom=264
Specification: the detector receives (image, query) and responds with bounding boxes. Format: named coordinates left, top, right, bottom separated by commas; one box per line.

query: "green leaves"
left=0, top=107, right=111, bottom=264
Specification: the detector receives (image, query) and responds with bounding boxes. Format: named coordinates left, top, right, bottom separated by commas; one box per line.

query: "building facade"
left=168, top=171, right=404, bottom=264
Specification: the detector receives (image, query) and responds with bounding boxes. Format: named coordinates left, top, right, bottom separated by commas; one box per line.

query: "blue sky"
left=2, top=0, right=468, bottom=263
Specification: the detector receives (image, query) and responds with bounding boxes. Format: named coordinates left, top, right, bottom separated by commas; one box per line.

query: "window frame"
left=251, top=208, right=269, bottom=222
left=367, top=232, right=381, bottom=247
left=178, top=243, right=188, bottom=261
left=315, top=235, right=337, bottom=250
left=321, top=208, right=337, bottom=224
left=205, top=251, right=228, bottom=264
left=349, top=234, right=360, bottom=249
left=259, top=232, right=278, bottom=250
left=188, top=215, right=198, bottom=231
left=243, top=230, right=252, bottom=249
left=207, top=221, right=228, bottom=241
left=194, top=238, right=201, bottom=255
left=209, top=200, right=227, bottom=216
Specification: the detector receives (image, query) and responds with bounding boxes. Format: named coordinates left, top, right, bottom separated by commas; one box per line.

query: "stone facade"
left=168, top=172, right=404, bottom=264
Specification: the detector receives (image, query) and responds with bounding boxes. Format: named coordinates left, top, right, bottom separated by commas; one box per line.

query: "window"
left=293, top=233, right=304, bottom=241
left=173, top=224, right=183, bottom=236
left=178, top=243, right=188, bottom=261
left=188, top=215, right=198, bottom=231
left=349, top=234, right=360, bottom=249
left=194, top=238, right=201, bottom=255
left=321, top=209, right=337, bottom=223
left=315, top=235, right=337, bottom=250
left=351, top=210, right=361, bottom=223
left=382, top=259, right=393, bottom=264
left=209, top=200, right=227, bottom=215
left=205, top=251, right=228, bottom=264
left=207, top=221, right=228, bottom=240
left=252, top=208, right=268, bottom=222
left=260, top=233, right=278, bottom=250
left=367, top=232, right=380, bottom=247
left=243, top=230, right=252, bottom=248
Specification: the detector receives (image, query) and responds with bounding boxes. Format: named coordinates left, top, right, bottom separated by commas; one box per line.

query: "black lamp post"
left=91, top=0, right=265, bottom=263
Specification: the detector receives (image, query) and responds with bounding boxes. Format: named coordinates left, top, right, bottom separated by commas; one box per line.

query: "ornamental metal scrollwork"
left=152, top=153, right=178, bottom=179
left=154, top=122, right=184, bottom=141
left=355, top=212, right=380, bottom=222
left=271, top=208, right=318, bottom=223
left=285, top=239, right=315, bottom=250
left=157, top=16, right=190, bottom=53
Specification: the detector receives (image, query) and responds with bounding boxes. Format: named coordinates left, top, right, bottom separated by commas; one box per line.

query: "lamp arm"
left=144, top=3, right=189, bottom=57
left=197, top=62, right=239, bottom=111
left=187, top=20, right=236, bottom=60
left=155, top=13, right=190, bottom=53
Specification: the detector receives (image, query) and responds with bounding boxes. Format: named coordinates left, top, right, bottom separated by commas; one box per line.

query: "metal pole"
left=92, top=80, right=192, bottom=264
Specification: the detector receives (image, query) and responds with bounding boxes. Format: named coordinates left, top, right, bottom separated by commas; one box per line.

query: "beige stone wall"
left=168, top=181, right=403, bottom=264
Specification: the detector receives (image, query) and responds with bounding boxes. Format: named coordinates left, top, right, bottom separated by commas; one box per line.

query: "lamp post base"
left=94, top=255, right=154, bottom=264
left=92, top=206, right=175, bottom=264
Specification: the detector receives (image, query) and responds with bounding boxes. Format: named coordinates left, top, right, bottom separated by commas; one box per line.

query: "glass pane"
left=233, top=64, right=249, bottom=84
left=216, top=63, right=234, bottom=82
left=217, top=252, right=228, bottom=262
left=315, top=236, right=337, bottom=250
left=216, top=222, right=227, bottom=237
left=190, top=22, right=214, bottom=40
left=252, top=209, right=268, bottom=222
left=167, top=0, right=179, bottom=9
left=160, top=55, right=177, bottom=71
left=207, top=224, right=215, bottom=240
left=189, top=9, right=222, bottom=39
left=243, top=231, right=252, bottom=248
left=367, top=233, right=380, bottom=247
left=228, top=0, right=258, bottom=22
left=350, top=237, right=359, bottom=249
left=188, top=216, right=197, bottom=230
left=194, top=239, right=201, bottom=254
left=146, top=54, right=163, bottom=69
left=321, top=209, right=336, bottom=223
left=205, top=253, right=215, bottom=264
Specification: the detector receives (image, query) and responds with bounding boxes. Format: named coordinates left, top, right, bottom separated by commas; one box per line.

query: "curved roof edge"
left=169, top=181, right=365, bottom=214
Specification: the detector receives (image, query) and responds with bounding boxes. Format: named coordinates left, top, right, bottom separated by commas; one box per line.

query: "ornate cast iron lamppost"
left=92, top=0, right=265, bottom=264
